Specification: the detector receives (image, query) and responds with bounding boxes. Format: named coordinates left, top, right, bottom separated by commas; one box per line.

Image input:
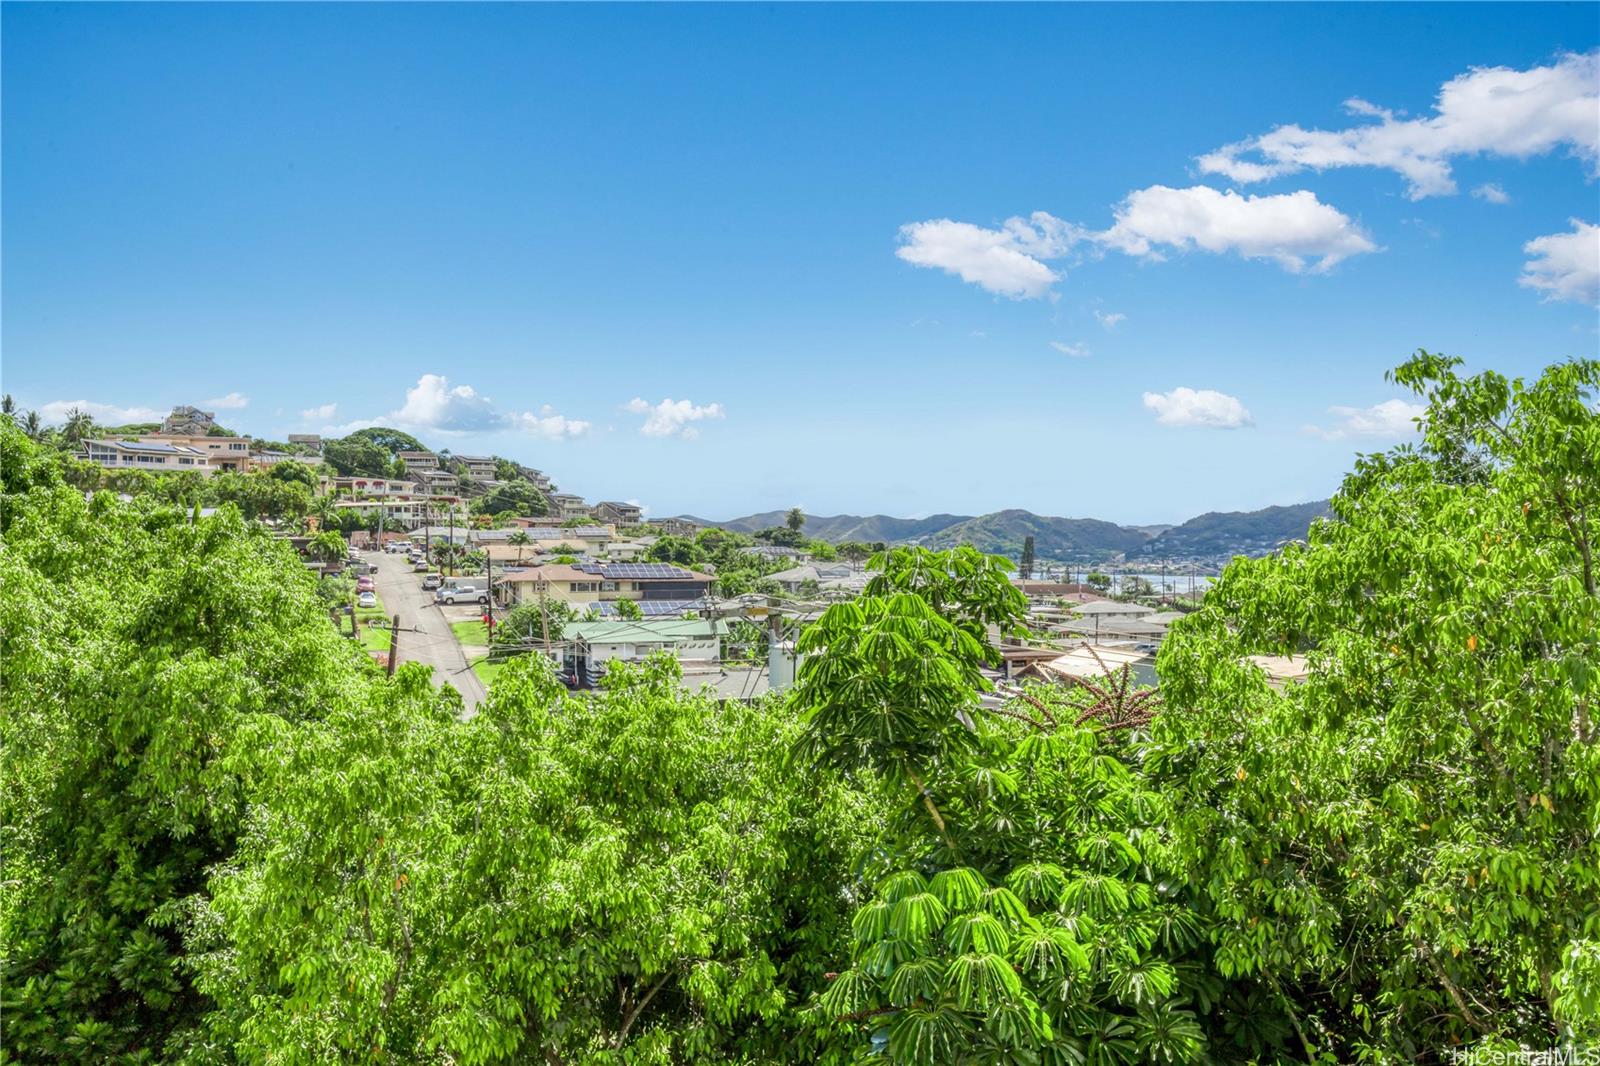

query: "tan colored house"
left=497, top=561, right=712, bottom=607
left=95, top=434, right=253, bottom=473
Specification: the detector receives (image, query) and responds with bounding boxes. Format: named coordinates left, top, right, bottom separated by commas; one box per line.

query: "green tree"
left=267, top=460, right=317, bottom=488
left=61, top=406, right=95, bottom=445
left=643, top=534, right=702, bottom=565
left=1155, top=352, right=1600, bottom=1057
left=0, top=422, right=384, bottom=1059
left=307, top=529, right=348, bottom=565
left=191, top=656, right=881, bottom=1062
left=786, top=507, right=806, bottom=533
left=612, top=597, right=644, bottom=620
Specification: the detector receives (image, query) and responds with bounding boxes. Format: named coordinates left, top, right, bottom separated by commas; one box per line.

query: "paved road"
left=369, top=551, right=488, bottom=715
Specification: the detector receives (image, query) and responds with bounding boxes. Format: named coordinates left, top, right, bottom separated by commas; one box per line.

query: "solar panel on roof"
left=598, top=563, right=695, bottom=579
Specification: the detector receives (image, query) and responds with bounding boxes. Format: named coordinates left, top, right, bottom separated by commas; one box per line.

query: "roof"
left=582, top=598, right=708, bottom=617
left=507, top=525, right=612, bottom=539
left=1246, top=654, right=1312, bottom=685
left=565, top=618, right=729, bottom=642
left=1041, top=644, right=1155, bottom=680
left=1072, top=599, right=1157, bottom=616
left=572, top=561, right=711, bottom=581
left=595, top=500, right=642, bottom=510
left=87, top=439, right=205, bottom=455
left=498, top=563, right=595, bottom=584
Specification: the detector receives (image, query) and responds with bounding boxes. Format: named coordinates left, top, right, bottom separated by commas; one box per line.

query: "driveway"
left=369, top=551, right=488, bottom=716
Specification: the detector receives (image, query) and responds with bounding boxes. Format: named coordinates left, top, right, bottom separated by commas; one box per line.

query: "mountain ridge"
left=676, top=500, right=1331, bottom=563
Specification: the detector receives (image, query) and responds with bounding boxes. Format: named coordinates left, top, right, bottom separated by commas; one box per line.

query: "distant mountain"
left=1127, top=501, right=1332, bottom=560
left=919, top=509, right=1151, bottom=563
left=678, top=511, right=972, bottom=542
left=692, top=500, right=1333, bottom=565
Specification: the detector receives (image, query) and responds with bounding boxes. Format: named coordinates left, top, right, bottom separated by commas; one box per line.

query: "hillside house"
left=81, top=438, right=218, bottom=474
left=594, top=501, right=643, bottom=526
left=396, top=450, right=439, bottom=471
left=548, top=493, right=593, bottom=522
left=158, top=405, right=217, bottom=436
left=457, top=455, right=497, bottom=479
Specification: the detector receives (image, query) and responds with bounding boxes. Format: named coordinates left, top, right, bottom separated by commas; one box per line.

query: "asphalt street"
left=369, top=550, right=488, bottom=715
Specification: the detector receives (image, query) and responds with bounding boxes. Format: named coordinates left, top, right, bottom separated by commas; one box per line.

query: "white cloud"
left=515, top=406, right=591, bottom=440
left=1142, top=387, right=1253, bottom=429
left=625, top=397, right=725, bottom=439
left=895, top=212, right=1082, bottom=299
left=1197, top=51, right=1599, bottom=199
left=1471, top=183, right=1510, bottom=205
left=1305, top=399, right=1426, bottom=440
left=334, top=374, right=588, bottom=440
left=1093, top=310, right=1126, bottom=329
left=302, top=402, right=338, bottom=421
left=393, top=374, right=503, bottom=432
left=1096, top=185, right=1377, bottom=273
left=899, top=186, right=1375, bottom=296
left=1520, top=219, right=1600, bottom=306
left=1050, top=341, right=1091, bottom=357
left=36, top=400, right=164, bottom=425
left=203, top=392, right=249, bottom=410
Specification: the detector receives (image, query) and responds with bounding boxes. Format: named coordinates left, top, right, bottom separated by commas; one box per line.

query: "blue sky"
left=4, top=3, right=1596, bottom=523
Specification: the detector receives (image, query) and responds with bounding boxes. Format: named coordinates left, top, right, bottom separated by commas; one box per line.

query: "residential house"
left=320, top=475, right=415, bottom=497
left=561, top=618, right=728, bottom=682
left=331, top=496, right=466, bottom=530
left=158, top=405, right=217, bottom=436
left=396, top=450, right=439, bottom=472
left=81, top=438, right=218, bottom=474
left=655, top=518, right=699, bottom=537
left=497, top=561, right=712, bottom=607
left=457, top=455, right=497, bottom=480
left=94, top=434, right=253, bottom=473
left=548, top=493, right=593, bottom=522
left=593, top=501, right=643, bottom=526
left=765, top=562, right=869, bottom=596
left=416, top=469, right=460, bottom=493
left=250, top=449, right=320, bottom=469
left=287, top=433, right=323, bottom=454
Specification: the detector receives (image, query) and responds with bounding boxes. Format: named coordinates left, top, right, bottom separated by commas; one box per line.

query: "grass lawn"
left=471, top=657, right=505, bottom=686
left=451, top=619, right=490, bottom=646
left=360, top=622, right=393, bottom=653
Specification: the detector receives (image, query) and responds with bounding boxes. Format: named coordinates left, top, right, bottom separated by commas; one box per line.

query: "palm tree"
left=786, top=507, right=805, bottom=533
left=308, top=530, right=347, bottom=566
left=508, top=529, right=532, bottom=565
left=62, top=407, right=95, bottom=445
left=1, top=394, right=14, bottom=416
left=22, top=411, right=41, bottom=438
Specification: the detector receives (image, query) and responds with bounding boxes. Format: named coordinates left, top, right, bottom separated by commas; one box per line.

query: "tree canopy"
left=2, top=352, right=1596, bottom=1063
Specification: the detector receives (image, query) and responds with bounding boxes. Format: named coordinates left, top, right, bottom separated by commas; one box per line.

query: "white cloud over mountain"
left=1196, top=51, right=1599, bottom=199
left=203, top=392, right=249, bottom=410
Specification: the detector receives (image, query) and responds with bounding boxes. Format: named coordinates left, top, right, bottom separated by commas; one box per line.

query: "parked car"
left=412, top=558, right=431, bottom=572
left=366, top=562, right=380, bottom=574
left=357, top=591, right=377, bottom=608
left=435, top=584, right=489, bottom=605
left=421, top=573, right=443, bottom=590
left=357, top=580, right=375, bottom=594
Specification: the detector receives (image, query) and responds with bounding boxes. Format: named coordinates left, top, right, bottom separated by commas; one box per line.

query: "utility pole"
left=539, top=582, right=552, bottom=657
left=387, top=613, right=400, bottom=677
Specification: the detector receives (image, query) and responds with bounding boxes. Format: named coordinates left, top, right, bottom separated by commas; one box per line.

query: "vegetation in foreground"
left=1, top=351, right=1596, bottom=1063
